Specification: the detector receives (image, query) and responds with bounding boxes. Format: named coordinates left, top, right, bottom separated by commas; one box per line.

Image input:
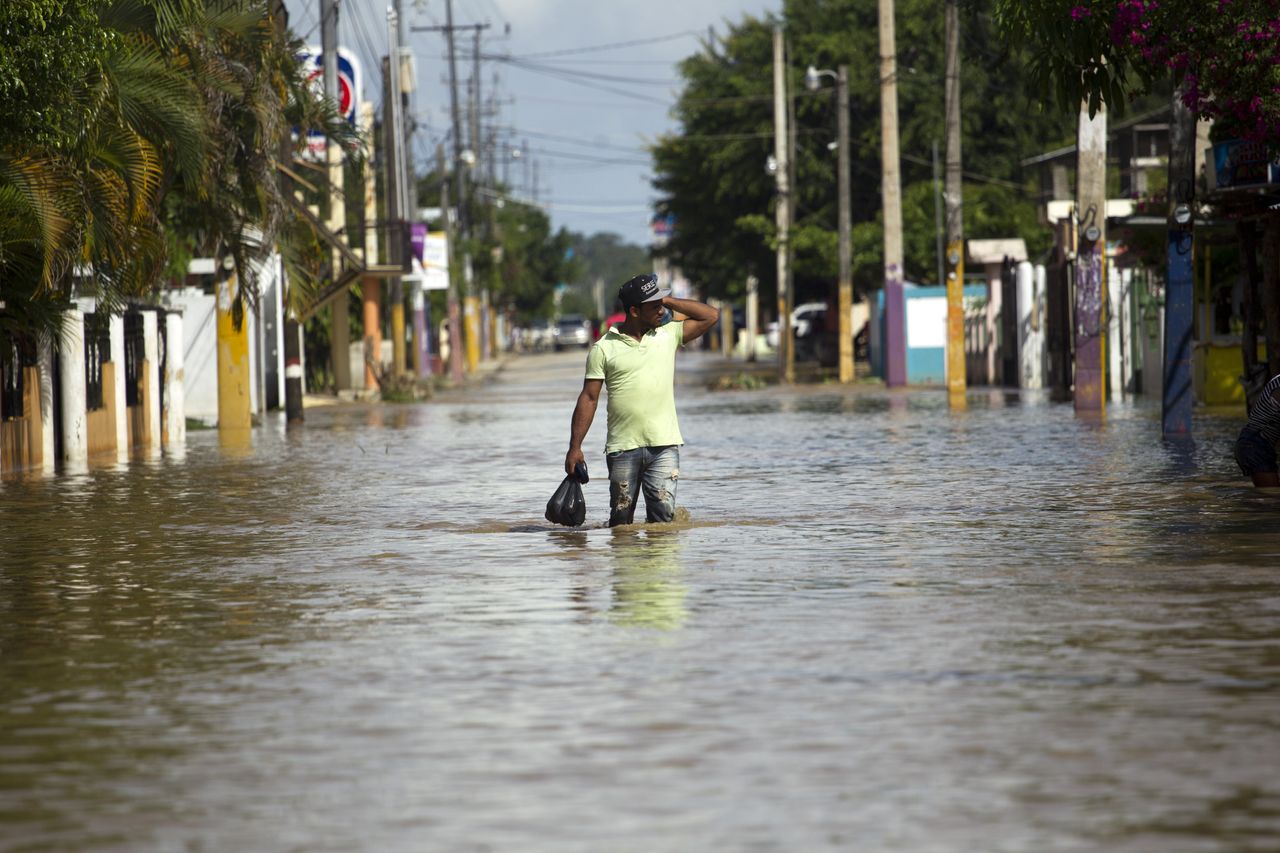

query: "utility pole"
left=835, top=66, right=852, bottom=383
left=1162, top=82, right=1196, bottom=437
left=772, top=26, right=793, bottom=384
left=878, top=0, right=906, bottom=387
left=276, top=0, right=304, bottom=424
left=439, top=144, right=465, bottom=384
left=359, top=100, right=380, bottom=380
left=944, top=0, right=966, bottom=402
left=1075, top=100, right=1107, bottom=415
left=386, top=8, right=407, bottom=380
left=322, top=0, right=349, bottom=399
left=412, top=4, right=490, bottom=374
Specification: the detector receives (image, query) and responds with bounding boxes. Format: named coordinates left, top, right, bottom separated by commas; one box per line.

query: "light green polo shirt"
left=585, top=321, right=685, bottom=453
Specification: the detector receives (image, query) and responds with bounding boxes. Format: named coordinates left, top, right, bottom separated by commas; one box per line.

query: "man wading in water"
left=565, top=273, right=719, bottom=526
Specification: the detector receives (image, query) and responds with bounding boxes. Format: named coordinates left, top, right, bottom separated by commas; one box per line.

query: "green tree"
left=566, top=232, right=650, bottom=316
left=992, top=0, right=1280, bottom=138
left=651, top=0, right=1076, bottom=309
left=0, top=0, right=355, bottom=351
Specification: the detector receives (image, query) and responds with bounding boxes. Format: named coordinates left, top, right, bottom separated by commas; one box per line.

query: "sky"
left=285, top=0, right=780, bottom=247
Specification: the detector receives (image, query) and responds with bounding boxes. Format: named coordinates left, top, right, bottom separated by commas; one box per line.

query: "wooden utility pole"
left=944, top=0, right=965, bottom=402
left=772, top=27, right=793, bottom=383
left=1075, top=101, right=1107, bottom=414
left=878, top=0, right=906, bottom=387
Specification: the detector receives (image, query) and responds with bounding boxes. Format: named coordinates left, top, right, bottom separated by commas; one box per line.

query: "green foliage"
left=567, top=232, right=650, bottom=314
left=0, top=0, right=114, bottom=150
left=651, top=0, right=1074, bottom=310
left=0, top=0, right=357, bottom=348
left=991, top=0, right=1280, bottom=140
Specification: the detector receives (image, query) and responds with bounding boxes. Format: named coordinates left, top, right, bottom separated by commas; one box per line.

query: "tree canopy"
left=992, top=0, right=1280, bottom=140
left=651, top=0, right=1080, bottom=310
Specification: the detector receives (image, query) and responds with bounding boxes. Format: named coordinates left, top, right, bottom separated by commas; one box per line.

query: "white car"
left=766, top=302, right=828, bottom=347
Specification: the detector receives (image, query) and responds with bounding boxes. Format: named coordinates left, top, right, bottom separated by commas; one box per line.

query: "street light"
left=806, top=64, right=854, bottom=383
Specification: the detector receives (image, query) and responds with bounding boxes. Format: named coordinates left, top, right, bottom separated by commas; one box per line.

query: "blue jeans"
left=605, top=445, right=679, bottom=526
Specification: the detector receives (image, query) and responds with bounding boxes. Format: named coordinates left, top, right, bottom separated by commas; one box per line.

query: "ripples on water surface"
left=2, top=352, right=1279, bottom=851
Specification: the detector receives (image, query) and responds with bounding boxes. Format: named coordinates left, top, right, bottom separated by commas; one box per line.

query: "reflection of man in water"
left=1235, top=372, right=1280, bottom=487
left=565, top=273, right=719, bottom=526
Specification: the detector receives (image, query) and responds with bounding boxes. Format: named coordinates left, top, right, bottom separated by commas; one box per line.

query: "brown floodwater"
left=2, top=350, right=1278, bottom=851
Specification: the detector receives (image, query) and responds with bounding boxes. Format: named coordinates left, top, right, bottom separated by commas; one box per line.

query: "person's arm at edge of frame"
left=566, top=378, right=603, bottom=475
left=663, top=295, right=720, bottom=344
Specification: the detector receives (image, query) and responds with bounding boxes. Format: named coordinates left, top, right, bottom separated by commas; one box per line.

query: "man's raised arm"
left=663, top=296, right=720, bottom=344
left=565, top=378, right=603, bottom=475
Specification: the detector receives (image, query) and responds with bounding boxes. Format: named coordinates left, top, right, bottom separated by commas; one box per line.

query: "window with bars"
left=1, top=338, right=22, bottom=419
left=124, top=313, right=143, bottom=406
left=84, top=314, right=111, bottom=411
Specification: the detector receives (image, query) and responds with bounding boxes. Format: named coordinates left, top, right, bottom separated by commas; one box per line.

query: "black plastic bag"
left=545, top=463, right=589, bottom=527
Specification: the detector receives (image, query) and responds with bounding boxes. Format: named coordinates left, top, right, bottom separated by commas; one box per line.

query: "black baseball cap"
left=618, top=273, right=670, bottom=308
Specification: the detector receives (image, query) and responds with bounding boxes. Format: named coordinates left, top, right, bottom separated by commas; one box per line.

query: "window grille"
left=124, top=313, right=144, bottom=406
left=84, top=314, right=110, bottom=411
left=1, top=338, right=22, bottom=419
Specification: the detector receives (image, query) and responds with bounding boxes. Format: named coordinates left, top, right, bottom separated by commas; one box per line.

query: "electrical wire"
left=507, top=30, right=698, bottom=60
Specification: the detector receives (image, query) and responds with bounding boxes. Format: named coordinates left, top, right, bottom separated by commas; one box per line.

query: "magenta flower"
left=1070, top=5, right=1092, bottom=20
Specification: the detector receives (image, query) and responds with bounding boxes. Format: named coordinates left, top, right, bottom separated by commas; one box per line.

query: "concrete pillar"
left=216, top=276, right=253, bottom=431
left=109, top=315, right=126, bottom=461
left=745, top=275, right=759, bottom=361
left=1108, top=255, right=1125, bottom=399
left=58, top=308, right=88, bottom=464
left=142, top=311, right=161, bottom=453
left=164, top=311, right=186, bottom=448
left=411, top=282, right=430, bottom=376
left=332, top=293, right=351, bottom=390
left=38, top=334, right=55, bottom=471
left=362, top=279, right=382, bottom=390
left=1016, top=261, right=1042, bottom=389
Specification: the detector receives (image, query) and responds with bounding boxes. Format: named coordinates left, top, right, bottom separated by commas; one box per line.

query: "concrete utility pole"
left=1162, top=83, right=1196, bottom=437
left=772, top=26, right=794, bottom=384
left=806, top=61, right=851, bottom=380
left=944, top=0, right=965, bottom=402
left=385, top=9, right=407, bottom=380
left=275, top=0, right=303, bottom=423
left=835, top=66, right=853, bottom=383
left=439, top=144, right=465, bottom=384
left=359, top=100, right=380, bottom=378
left=1075, top=100, right=1107, bottom=415
left=323, top=0, right=351, bottom=394
left=878, top=0, right=906, bottom=387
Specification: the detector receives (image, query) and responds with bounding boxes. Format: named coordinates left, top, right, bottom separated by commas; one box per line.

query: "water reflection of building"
left=608, top=530, right=688, bottom=632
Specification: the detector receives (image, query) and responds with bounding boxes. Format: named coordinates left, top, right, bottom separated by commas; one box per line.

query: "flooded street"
left=3, top=349, right=1279, bottom=851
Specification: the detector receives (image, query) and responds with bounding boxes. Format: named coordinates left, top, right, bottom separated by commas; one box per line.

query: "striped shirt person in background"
left=1234, top=372, right=1280, bottom=488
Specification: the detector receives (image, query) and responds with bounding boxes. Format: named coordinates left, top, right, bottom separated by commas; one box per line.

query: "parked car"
left=520, top=319, right=556, bottom=352
left=765, top=302, right=828, bottom=349
left=553, top=314, right=592, bottom=350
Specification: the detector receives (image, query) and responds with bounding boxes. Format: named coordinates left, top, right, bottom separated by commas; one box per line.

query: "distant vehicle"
left=765, top=302, right=828, bottom=348
left=554, top=314, right=592, bottom=350
left=522, top=319, right=556, bottom=352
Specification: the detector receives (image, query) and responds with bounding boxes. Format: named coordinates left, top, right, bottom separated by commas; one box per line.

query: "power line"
left=510, top=30, right=698, bottom=60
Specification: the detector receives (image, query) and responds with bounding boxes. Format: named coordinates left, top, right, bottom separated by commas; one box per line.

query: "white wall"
left=164, top=288, right=218, bottom=425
